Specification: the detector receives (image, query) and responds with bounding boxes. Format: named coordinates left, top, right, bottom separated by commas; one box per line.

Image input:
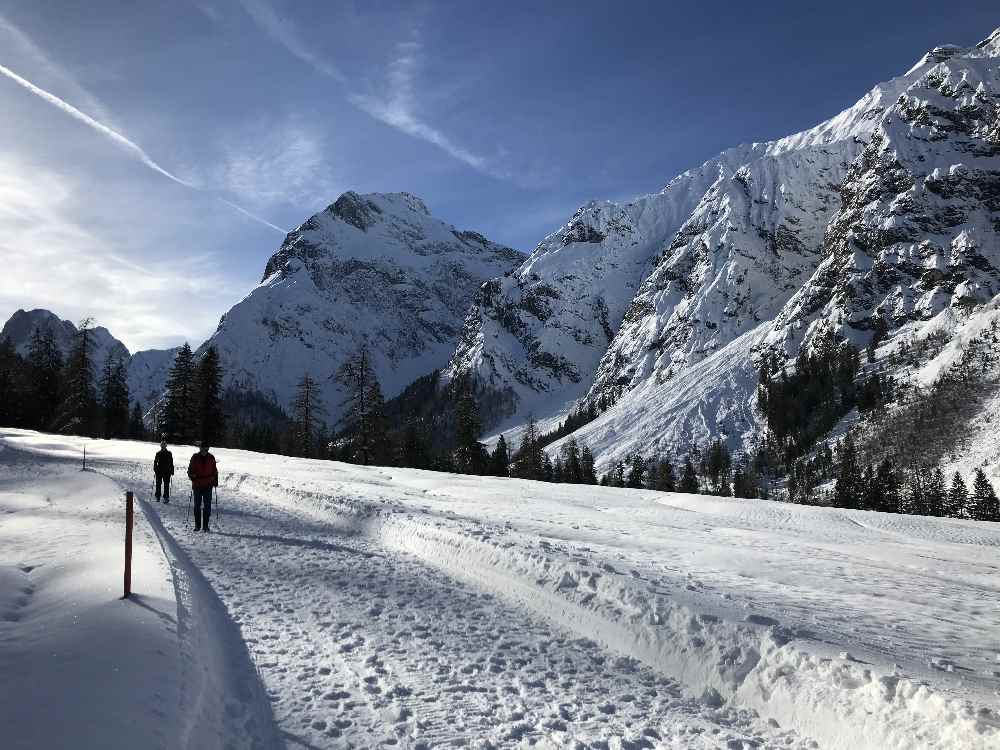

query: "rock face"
left=444, top=150, right=757, bottom=426
left=201, top=191, right=525, bottom=420
left=765, top=33, right=1000, bottom=357
left=448, top=28, right=1000, bottom=467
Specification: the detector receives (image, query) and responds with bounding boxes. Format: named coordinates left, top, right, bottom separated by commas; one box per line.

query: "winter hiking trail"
left=114, top=463, right=812, bottom=748
left=0, top=443, right=280, bottom=750
left=2, top=431, right=999, bottom=749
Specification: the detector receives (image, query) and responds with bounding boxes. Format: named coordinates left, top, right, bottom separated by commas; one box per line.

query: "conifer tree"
left=561, top=437, right=583, bottom=483
left=128, top=401, right=146, bottom=440
left=336, top=344, right=389, bottom=465
left=946, top=471, right=969, bottom=518
left=612, top=460, right=625, bottom=487
left=27, top=326, right=63, bottom=430
left=626, top=453, right=646, bottom=488
left=900, top=466, right=927, bottom=516
left=398, top=419, right=431, bottom=468
left=193, top=346, right=225, bottom=445
left=513, top=415, right=544, bottom=479
left=970, top=469, right=1000, bottom=522
left=925, top=467, right=947, bottom=517
left=732, top=464, right=758, bottom=498
left=580, top=443, right=597, bottom=485
left=490, top=434, right=510, bottom=477
left=652, top=458, right=676, bottom=492
left=705, top=440, right=731, bottom=494
left=54, top=317, right=98, bottom=436
left=552, top=456, right=565, bottom=483
left=292, top=373, right=324, bottom=457
left=99, top=353, right=130, bottom=439
left=679, top=457, right=699, bottom=494
left=860, top=463, right=879, bottom=511
left=541, top=451, right=554, bottom=482
left=163, top=343, right=195, bottom=442
left=0, top=338, right=22, bottom=427
left=834, top=434, right=861, bottom=510
left=876, top=458, right=902, bottom=513
left=453, top=380, right=488, bottom=475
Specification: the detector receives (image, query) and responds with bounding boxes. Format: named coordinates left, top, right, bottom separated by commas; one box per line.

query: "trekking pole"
left=214, top=487, right=223, bottom=532
left=187, top=489, right=192, bottom=522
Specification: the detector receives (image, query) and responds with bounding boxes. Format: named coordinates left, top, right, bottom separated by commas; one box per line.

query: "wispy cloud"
left=349, top=38, right=492, bottom=172
left=214, top=118, right=339, bottom=210
left=0, top=153, right=243, bottom=350
left=0, top=54, right=287, bottom=234
left=238, top=0, right=345, bottom=83
left=238, top=1, right=497, bottom=176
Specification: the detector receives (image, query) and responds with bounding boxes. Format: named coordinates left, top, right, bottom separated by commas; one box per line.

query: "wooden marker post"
left=123, top=491, right=134, bottom=599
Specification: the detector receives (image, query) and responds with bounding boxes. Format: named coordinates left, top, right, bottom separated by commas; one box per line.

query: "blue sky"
left=0, top=1, right=996, bottom=350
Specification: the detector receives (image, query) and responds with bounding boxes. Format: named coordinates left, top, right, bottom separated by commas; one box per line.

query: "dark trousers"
left=193, top=486, right=213, bottom=529
left=156, top=475, right=171, bottom=500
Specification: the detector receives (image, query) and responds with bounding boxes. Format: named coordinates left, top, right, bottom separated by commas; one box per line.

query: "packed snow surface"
left=1, top=430, right=997, bottom=749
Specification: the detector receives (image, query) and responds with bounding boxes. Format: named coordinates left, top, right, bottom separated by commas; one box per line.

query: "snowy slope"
left=201, top=191, right=525, bottom=421
left=444, top=150, right=759, bottom=430
left=126, top=346, right=180, bottom=408
left=452, top=41, right=942, bottom=438
left=2, top=429, right=997, bottom=750
left=470, top=28, right=1000, bottom=465
left=764, top=30, right=1000, bottom=359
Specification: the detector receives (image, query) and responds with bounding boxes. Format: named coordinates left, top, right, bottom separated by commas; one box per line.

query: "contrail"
left=0, top=61, right=287, bottom=234
left=219, top=198, right=287, bottom=235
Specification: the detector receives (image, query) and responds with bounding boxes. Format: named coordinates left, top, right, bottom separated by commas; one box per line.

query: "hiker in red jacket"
left=187, top=441, right=218, bottom=532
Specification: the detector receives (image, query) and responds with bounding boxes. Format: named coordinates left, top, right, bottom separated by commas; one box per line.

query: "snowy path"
left=0, top=444, right=280, bottom=750
left=114, top=462, right=812, bottom=749
left=2, top=430, right=998, bottom=749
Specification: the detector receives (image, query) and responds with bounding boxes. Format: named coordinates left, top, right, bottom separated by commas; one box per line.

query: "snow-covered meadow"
left=1, top=429, right=997, bottom=749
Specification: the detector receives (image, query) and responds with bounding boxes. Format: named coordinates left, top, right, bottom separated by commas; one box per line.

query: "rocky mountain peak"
left=207, top=196, right=526, bottom=421
left=976, top=27, right=1000, bottom=55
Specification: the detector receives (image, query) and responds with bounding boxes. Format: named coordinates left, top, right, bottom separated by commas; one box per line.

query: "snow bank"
left=0, top=444, right=280, bottom=750
left=372, top=513, right=999, bottom=750
left=0, top=465, right=180, bottom=749
left=3, top=430, right=998, bottom=750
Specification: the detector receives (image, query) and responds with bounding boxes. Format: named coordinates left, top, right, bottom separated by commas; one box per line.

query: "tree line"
left=154, top=342, right=226, bottom=445
left=0, top=319, right=145, bottom=439
left=755, top=322, right=1000, bottom=523
left=828, top=435, right=999, bottom=520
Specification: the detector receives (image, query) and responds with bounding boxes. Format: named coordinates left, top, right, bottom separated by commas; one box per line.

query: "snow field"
left=2, top=430, right=998, bottom=749
left=107, top=456, right=814, bottom=748
left=0, top=442, right=280, bottom=750
left=0, top=450, right=180, bottom=749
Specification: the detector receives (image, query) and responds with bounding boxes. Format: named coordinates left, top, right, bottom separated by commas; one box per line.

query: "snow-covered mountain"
left=2, top=308, right=130, bottom=368
left=201, top=191, right=525, bottom=421
left=449, top=27, right=1000, bottom=467
left=0, top=308, right=176, bottom=409
left=126, top=347, right=180, bottom=408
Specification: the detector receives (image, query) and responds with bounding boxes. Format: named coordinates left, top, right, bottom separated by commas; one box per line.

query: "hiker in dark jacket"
left=154, top=440, right=174, bottom=503
left=187, top=442, right=219, bottom=532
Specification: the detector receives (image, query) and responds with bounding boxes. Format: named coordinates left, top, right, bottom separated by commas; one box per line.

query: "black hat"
left=200, top=441, right=210, bottom=450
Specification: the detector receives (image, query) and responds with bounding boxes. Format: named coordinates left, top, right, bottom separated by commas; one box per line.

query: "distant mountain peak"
left=207, top=195, right=525, bottom=420
left=323, top=191, right=431, bottom=233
